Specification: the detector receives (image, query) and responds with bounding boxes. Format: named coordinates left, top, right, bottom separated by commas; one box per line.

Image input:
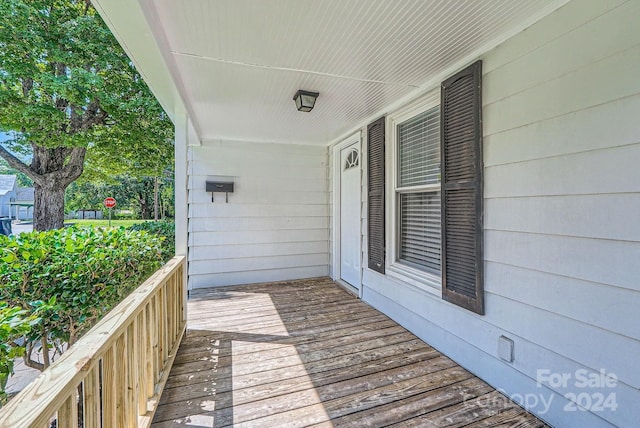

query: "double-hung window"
left=368, top=61, right=483, bottom=314
left=396, top=106, right=441, bottom=275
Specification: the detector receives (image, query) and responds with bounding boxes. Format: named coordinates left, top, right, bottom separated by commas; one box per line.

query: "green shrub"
left=0, top=227, right=164, bottom=371
left=128, top=221, right=175, bottom=262
left=113, top=210, right=137, bottom=220
left=0, top=303, right=36, bottom=400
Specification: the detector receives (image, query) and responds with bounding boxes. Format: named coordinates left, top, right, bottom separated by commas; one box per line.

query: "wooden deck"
left=151, top=278, right=548, bottom=427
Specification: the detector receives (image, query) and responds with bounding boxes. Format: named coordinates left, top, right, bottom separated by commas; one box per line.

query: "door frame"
left=332, top=131, right=363, bottom=297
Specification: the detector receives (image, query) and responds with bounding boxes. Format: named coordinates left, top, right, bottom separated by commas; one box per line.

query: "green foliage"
left=129, top=221, right=175, bottom=263
left=71, top=219, right=145, bottom=228
left=0, top=0, right=174, bottom=230
left=0, top=227, right=164, bottom=369
left=0, top=303, right=37, bottom=400
left=64, top=181, right=106, bottom=212
left=65, top=174, right=175, bottom=219
left=0, top=0, right=173, bottom=161
left=113, top=211, right=137, bottom=221
left=159, top=180, right=175, bottom=219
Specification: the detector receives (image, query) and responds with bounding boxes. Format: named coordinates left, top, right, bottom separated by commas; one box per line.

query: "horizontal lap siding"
left=485, top=0, right=640, bottom=423
left=355, top=1, right=640, bottom=427
left=484, top=0, right=640, bottom=403
left=190, top=241, right=328, bottom=261
left=188, top=141, right=329, bottom=288
left=190, top=266, right=329, bottom=288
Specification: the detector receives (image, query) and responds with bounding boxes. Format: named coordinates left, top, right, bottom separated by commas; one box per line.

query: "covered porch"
left=0, top=261, right=547, bottom=427
left=2, top=0, right=638, bottom=426
left=151, top=278, right=546, bottom=427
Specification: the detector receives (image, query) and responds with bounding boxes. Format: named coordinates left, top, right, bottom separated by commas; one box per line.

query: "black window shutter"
left=440, top=60, right=484, bottom=315
left=367, top=116, right=386, bottom=274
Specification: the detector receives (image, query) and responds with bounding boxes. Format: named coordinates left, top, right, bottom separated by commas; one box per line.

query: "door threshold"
left=335, top=279, right=359, bottom=298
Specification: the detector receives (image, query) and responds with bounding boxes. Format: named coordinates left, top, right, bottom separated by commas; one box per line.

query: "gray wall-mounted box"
left=206, top=181, right=234, bottom=193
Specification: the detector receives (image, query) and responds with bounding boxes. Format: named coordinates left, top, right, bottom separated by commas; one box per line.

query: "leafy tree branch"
left=0, top=0, right=173, bottom=230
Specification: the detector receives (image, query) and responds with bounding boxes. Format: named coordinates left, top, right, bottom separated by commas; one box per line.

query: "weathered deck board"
left=151, top=277, right=549, bottom=428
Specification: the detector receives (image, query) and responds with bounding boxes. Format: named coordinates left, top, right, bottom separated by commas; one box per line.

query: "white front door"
left=340, top=142, right=361, bottom=289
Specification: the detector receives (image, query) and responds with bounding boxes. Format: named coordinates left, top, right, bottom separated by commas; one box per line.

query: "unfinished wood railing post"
left=175, top=274, right=181, bottom=341
left=161, top=285, right=169, bottom=365
left=83, top=364, right=100, bottom=428
left=175, top=273, right=180, bottom=341
left=145, top=303, right=154, bottom=398
left=178, top=269, right=184, bottom=338
left=57, top=393, right=78, bottom=428
left=0, top=256, right=186, bottom=428
left=138, top=308, right=149, bottom=415
left=116, top=331, right=127, bottom=428
left=170, top=274, right=177, bottom=341
left=127, top=321, right=138, bottom=427
left=102, top=346, right=117, bottom=427
left=151, top=295, right=160, bottom=389
left=180, top=264, right=186, bottom=327
left=166, top=280, right=173, bottom=350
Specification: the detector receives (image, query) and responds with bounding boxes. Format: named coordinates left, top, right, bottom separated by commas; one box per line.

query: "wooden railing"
left=0, top=256, right=187, bottom=428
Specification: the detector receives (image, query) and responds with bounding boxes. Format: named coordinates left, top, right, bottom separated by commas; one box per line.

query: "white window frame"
left=386, top=91, right=442, bottom=295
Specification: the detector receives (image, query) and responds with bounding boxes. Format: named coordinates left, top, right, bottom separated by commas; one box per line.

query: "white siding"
left=330, top=1, right=640, bottom=426
left=188, top=140, right=329, bottom=288
left=0, top=193, right=13, bottom=218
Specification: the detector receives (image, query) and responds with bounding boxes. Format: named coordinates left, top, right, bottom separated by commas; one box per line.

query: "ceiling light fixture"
left=293, top=90, right=319, bottom=112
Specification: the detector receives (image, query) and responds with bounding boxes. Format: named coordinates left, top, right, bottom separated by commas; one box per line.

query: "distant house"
left=0, top=174, right=17, bottom=218
left=76, top=209, right=103, bottom=219
left=0, top=176, right=34, bottom=220
left=11, top=186, right=34, bottom=220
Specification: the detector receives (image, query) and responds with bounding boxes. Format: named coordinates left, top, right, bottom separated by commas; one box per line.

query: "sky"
left=0, top=132, right=33, bottom=164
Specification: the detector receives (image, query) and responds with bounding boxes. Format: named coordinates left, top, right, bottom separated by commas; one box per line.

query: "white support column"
left=174, top=112, right=189, bottom=298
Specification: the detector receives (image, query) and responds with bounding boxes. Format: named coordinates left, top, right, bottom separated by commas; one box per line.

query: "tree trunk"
left=153, top=176, right=159, bottom=221
left=34, top=181, right=67, bottom=230
left=31, top=147, right=87, bottom=231
left=0, top=145, right=87, bottom=231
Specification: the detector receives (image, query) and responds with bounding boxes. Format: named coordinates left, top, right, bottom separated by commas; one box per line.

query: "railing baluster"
left=172, top=274, right=176, bottom=340
left=58, top=392, right=79, bottom=428
left=156, top=287, right=163, bottom=368
left=174, top=274, right=179, bottom=340
left=116, top=331, right=127, bottom=427
left=146, top=302, right=155, bottom=397
left=161, top=284, right=169, bottom=365
left=174, top=275, right=184, bottom=339
left=167, top=279, right=174, bottom=349
left=174, top=273, right=179, bottom=340
left=103, top=346, right=117, bottom=427
left=0, top=257, right=186, bottom=427
left=138, top=309, right=148, bottom=416
left=127, top=321, right=138, bottom=427
left=180, top=264, right=186, bottom=326
left=169, top=275, right=175, bottom=341
left=151, top=294, right=160, bottom=388
left=83, top=364, right=101, bottom=428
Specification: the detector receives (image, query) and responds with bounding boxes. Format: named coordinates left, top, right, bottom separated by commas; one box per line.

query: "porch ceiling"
left=101, top=0, right=565, bottom=145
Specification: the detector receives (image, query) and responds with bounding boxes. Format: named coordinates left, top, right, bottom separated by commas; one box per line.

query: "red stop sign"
left=104, top=197, right=116, bottom=209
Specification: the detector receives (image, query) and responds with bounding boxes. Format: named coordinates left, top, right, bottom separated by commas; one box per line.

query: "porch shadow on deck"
left=151, top=277, right=547, bottom=427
